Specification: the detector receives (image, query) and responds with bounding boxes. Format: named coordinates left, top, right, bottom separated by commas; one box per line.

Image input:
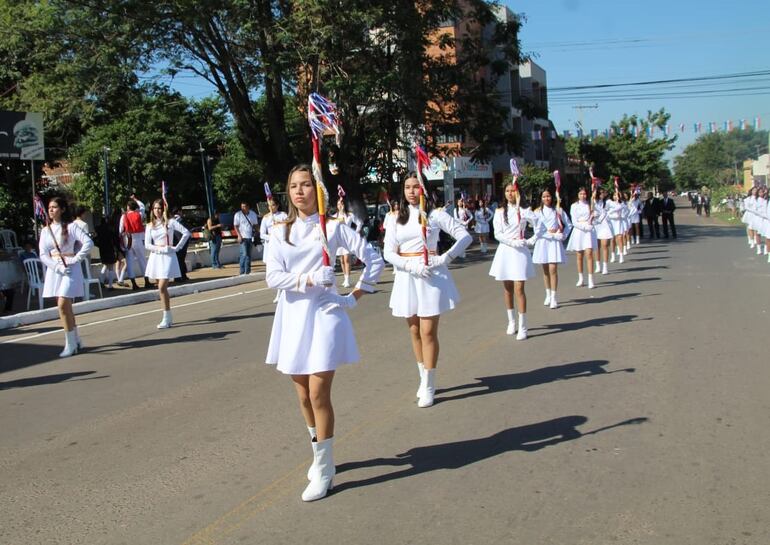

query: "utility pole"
left=102, top=146, right=111, bottom=218
left=198, top=143, right=214, bottom=219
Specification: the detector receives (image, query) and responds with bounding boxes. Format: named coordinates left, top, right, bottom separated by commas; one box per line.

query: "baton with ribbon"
left=553, top=170, right=564, bottom=231
left=414, top=145, right=431, bottom=265
left=509, top=159, right=523, bottom=238
left=307, top=92, right=341, bottom=267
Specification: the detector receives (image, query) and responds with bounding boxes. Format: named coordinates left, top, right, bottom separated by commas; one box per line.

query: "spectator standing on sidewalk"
left=206, top=211, right=223, bottom=269
left=233, top=201, right=258, bottom=275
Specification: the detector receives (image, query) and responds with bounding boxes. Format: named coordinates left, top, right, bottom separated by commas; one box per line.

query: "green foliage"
left=673, top=129, right=768, bottom=190
left=211, top=135, right=265, bottom=212
left=69, top=88, right=229, bottom=214
left=501, top=164, right=551, bottom=204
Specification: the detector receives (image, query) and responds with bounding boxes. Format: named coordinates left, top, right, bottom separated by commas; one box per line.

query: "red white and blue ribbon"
left=509, top=158, right=522, bottom=233
left=553, top=170, right=563, bottom=231
left=33, top=194, right=47, bottom=222
left=413, top=144, right=431, bottom=264
left=337, top=184, right=346, bottom=200
left=264, top=182, right=273, bottom=201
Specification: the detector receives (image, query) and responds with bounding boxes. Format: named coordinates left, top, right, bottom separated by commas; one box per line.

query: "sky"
left=158, top=0, right=770, bottom=161
left=508, top=0, right=770, bottom=158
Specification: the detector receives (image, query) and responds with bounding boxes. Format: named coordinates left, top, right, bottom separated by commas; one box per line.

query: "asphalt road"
left=1, top=205, right=768, bottom=545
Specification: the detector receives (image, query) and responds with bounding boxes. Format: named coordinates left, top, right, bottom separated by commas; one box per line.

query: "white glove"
left=553, top=232, right=565, bottom=241
left=507, top=238, right=525, bottom=248
left=319, top=292, right=357, bottom=310
left=55, top=263, right=71, bottom=275
left=429, top=253, right=452, bottom=269
left=404, top=260, right=431, bottom=279
left=526, top=235, right=537, bottom=247
left=310, top=266, right=335, bottom=286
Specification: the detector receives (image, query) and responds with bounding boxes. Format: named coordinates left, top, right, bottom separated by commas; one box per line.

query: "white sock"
left=506, top=309, right=515, bottom=322
left=307, top=426, right=317, bottom=440
left=518, top=312, right=526, bottom=329
left=577, top=273, right=584, bottom=285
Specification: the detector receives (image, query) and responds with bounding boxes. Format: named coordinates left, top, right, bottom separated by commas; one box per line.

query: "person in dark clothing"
left=94, top=216, right=120, bottom=289
left=643, top=192, right=661, bottom=239
left=660, top=192, right=677, bottom=238
left=172, top=208, right=191, bottom=281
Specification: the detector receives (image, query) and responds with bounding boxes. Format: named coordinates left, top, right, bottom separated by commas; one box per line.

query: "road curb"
left=0, top=273, right=264, bottom=331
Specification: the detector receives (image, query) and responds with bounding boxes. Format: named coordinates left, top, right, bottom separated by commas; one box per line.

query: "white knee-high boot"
left=59, top=330, right=78, bottom=358
left=587, top=274, right=595, bottom=289
left=302, top=437, right=335, bottom=502
left=416, top=362, right=426, bottom=398
left=576, top=273, right=584, bottom=287
left=516, top=313, right=528, bottom=340
left=594, top=261, right=600, bottom=273
left=73, top=326, right=83, bottom=349
left=417, top=369, right=436, bottom=408
left=157, top=310, right=173, bottom=329
left=307, top=426, right=318, bottom=480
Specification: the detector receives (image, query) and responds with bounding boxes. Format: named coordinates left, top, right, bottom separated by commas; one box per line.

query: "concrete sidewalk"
left=0, top=261, right=266, bottom=330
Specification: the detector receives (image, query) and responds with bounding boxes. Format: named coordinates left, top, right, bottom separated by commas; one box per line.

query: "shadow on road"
left=598, top=276, right=661, bottom=287
left=87, top=330, right=238, bottom=354
left=630, top=256, right=670, bottom=262
left=433, top=360, right=635, bottom=404
left=528, top=314, right=651, bottom=337
left=1, top=343, right=66, bottom=374
left=334, top=416, right=648, bottom=493
left=176, top=312, right=274, bottom=327
left=557, top=292, right=653, bottom=308
left=615, top=265, right=669, bottom=273
left=0, top=371, right=108, bottom=390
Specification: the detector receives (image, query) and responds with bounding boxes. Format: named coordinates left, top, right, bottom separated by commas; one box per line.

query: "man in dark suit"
left=643, top=192, right=661, bottom=239
left=661, top=191, right=677, bottom=239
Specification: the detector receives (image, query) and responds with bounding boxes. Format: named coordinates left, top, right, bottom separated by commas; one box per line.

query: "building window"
left=435, top=125, right=465, bottom=145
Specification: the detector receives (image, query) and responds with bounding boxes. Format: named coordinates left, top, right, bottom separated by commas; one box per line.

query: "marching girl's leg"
left=575, top=250, right=584, bottom=287
left=513, top=281, right=528, bottom=339
left=585, top=247, right=595, bottom=288
left=340, top=254, right=351, bottom=288
left=542, top=264, right=552, bottom=306
left=407, top=316, right=426, bottom=397
left=503, top=281, right=516, bottom=334
left=548, top=263, right=559, bottom=309
left=601, top=239, right=610, bottom=274
left=156, top=278, right=172, bottom=328
left=416, top=316, right=440, bottom=408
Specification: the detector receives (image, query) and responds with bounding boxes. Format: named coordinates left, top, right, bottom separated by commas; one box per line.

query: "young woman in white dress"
left=606, top=191, right=626, bottom=264
left=566, top=187, right=597, bottom=289
left=474, top=199, right=493, bottom=253
left=628, top=191, right=642, bottom=245
left=38, top=197, right=94, bottom=357
left=753, top=187, right=767, bottom=256
left=144, top=199, right=191, bottom=329
left=489, top=182, right=535, bottom=339
left=620, top=195, right=631, bottom=254
left=741, top=188, right=757, bottom=248
left=260, top=199, right=289, bottom=302
left=532, top=189, right=572, bottom=309
left=383, top=173, right=471, bottom=408
left=453, top=198, right=472, bottom=259
left=333, top=198, right=363, bottom=287
left=264, top=165, right=384, bottom=502
left=593, top=188, right=614, bottom=274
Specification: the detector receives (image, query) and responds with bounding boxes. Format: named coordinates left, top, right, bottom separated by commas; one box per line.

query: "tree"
left=69, top=88, right=229, bottom=214
left=673, top=129, right=768, bottom=190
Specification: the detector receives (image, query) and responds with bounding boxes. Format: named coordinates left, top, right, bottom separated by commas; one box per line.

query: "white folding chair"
left=0, top=229, right=22, bottom=252
left=22, top=258, right=45, bottom=310
left=81, top=258, right=103, bottom=301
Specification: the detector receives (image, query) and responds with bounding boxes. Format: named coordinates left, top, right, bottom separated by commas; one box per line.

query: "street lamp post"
left=103, top=146, right=111, bottom=218
left=198, top=143, right=214, bottom=219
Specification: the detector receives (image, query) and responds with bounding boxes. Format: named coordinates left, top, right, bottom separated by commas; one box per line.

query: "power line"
left=549, top=70, right=770, bottom=92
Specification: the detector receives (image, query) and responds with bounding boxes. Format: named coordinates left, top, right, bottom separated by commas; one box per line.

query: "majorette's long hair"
left=49, top=196, right=72, bottom=245
left=283, top=164, right=327, bottom=244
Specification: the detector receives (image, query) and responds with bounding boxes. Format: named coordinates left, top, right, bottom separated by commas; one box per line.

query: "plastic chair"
left=0, top=229, right=22, bottom=252
left=22, top=258, right=45, bottom=310
left=81, top=258, right=103, bottom=301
